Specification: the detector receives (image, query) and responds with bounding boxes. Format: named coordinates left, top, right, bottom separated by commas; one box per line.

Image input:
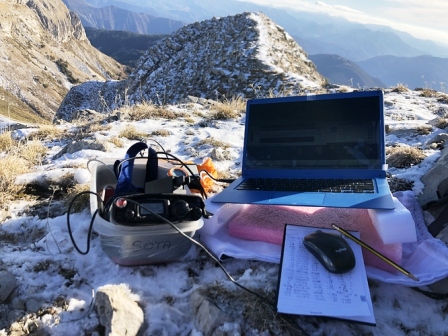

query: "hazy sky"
left=241, top=0, right=448, bottom=45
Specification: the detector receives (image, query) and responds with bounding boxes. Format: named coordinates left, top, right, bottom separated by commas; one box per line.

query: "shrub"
left=118, top=124, right=147, bottom=140
left=109, top=137, right=124, bottom=148
left=28, top=125, right=64, bottom=141
left=391, top=83, right=409, bottom=93
left=208, top=96, right=246, bottom=120
left=419, top=88, right=437, bottom=98
left=19, top=140, right=47, bottom=165
left=197, top=137, right=230, bottom=149
left=0, top=131, right=14, bottom=152
left=55, top=58, right=79, bottom=84
left=150, top=129, right=171, bottom=137
left=122, top=101, right=185, bottom=121
left=433, top=118, right=448, bottom=129
left=64, top=183, right=90, bottom=213
left=415, top=126, right=433, bottom=135
left=386, top=145, right=425, bottom=168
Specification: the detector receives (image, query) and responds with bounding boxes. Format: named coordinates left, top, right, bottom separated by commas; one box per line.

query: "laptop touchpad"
left=270, top=193, right=325, bottom=205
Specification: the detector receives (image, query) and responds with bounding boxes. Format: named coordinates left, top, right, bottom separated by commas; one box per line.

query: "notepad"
left=276, top=224, right=376, bottom=325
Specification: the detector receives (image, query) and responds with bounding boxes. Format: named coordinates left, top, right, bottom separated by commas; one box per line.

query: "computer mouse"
left=303, top=230, right=356, bottom=274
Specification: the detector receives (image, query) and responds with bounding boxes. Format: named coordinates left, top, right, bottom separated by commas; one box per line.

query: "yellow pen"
left=331, top=223, right=419, bottom=282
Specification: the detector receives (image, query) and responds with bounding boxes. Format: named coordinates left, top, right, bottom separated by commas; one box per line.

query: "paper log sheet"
left=277, top=225, right=371, bottom=317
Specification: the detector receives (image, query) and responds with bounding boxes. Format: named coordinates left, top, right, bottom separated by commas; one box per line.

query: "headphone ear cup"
left=145, top=147, right=158, bottom=183
left=115, top=142, right=148, bottom=195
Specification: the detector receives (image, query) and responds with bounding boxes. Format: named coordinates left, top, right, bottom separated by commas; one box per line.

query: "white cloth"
left=200, top=191, right=448, bottom=286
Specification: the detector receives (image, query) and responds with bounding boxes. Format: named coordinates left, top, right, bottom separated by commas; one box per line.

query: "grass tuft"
left=386, top=145, right=425, bottom=168
left=119, top=101, right=187, bottom=121
left=208, top=96, right=246, bottom=120
left=118, top=124, right=147, bottom=140
left=391, top=83, right=409, bottom=93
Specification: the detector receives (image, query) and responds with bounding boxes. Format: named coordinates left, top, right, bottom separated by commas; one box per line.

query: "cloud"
left=239, top=0, right=448, bottom=44
left=316, top=1, right=362, bottom=14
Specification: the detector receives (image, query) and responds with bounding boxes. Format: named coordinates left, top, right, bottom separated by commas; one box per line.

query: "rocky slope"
left=55, top=12, right=327, bottom=121
left=0, top=0, right=126, bottom=120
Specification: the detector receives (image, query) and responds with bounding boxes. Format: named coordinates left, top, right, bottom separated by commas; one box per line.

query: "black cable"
left=152, top=151, right=208, bottom=198
left=66, top=191, right=308, bottom=333
left=146, top=138, right=169, bottom=160
left=67, top=191, right=102, bottom=255
left=114, top=151, right=208, bottom=199
left=122, top=197, right=277, bottom=309
left=411, top=287, right=448, bottom=300
left=199, top=169, right=236, bottom=184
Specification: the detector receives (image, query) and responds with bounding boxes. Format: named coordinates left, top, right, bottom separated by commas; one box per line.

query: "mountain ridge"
left=62, top=0, right=185, bottom=34
left=55, top=12, right=327, bottom=121
left=309, top=54, right=385, bottom=88
left=0, top=0, right=126, bottom=120
left=357, top=55, right=448, bottom=90
left=79, top=0, right=448, bottom=59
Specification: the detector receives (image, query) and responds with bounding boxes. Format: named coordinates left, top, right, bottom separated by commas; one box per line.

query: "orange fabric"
left=196, top=157, right=217, bottom=193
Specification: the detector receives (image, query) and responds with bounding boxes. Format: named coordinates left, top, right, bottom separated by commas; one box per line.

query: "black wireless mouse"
left=303, top=230, right=356, bottom=274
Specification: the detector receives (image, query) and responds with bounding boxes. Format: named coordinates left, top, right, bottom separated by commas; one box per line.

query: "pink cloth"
left=227, top=204, right=402, bottom=273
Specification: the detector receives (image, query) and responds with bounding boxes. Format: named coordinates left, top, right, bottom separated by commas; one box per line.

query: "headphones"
left=113, top=142, right=158, bottom=195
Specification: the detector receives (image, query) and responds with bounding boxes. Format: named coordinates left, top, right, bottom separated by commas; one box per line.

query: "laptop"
left=211, top=90, right=395, bottom=209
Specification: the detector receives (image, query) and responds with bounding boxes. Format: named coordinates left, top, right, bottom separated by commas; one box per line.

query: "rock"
left=190, top=290, right=235, bottom=335
left=52, top=140, right=107, bottom=160
left=0, top=270, right=17, bottom=304
left=25, top=297, right=43, bottom=312
left=426, top=133, right=448, bottom=148
left=419, top=146, right=448, bottom=206
left=95, top=284, right=144, bottom=336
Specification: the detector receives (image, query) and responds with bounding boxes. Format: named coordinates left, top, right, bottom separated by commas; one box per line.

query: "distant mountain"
left=80, top=0, right=448, bottom=60
left=62, top=0, right=185, bottom=34
left=309, top=55, right=385, bottom=88
left=365, top=24, right=448, bottom=58
left=357, top=55, right=448, bottom=90
left=84, top=27, right=166, bottom=67
left=297, top=29, right=426, bottom=62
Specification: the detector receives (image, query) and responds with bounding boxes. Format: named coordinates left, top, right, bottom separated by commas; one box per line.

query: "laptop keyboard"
left=236, top=178, right=375, bottom=193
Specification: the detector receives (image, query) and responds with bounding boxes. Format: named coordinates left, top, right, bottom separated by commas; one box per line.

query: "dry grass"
left=150, top=129, right=171, bottom=137
left=0, top=155, right=31, bottom=206
left=208, top=96, right=246, bottom=120
left=0, top=131, right=14, bottom=152
left=197, top=137, right=231, bottom=149
left=437, top=94, right=448, bottom=104
left=386, top=145, right=425, bottom=168
left=388, top=176, right=414, bottom=193
left=0, top=87, right=50, bottom=124
left=391, top=83, right=409, bottom=93
left=415, top=125, right=433, bottom=135
left=433, top=118, right=448, bottom=129
left=118, top=124, right=147, bottom=140
left=419, top=88, right=438, bottom=98
left=184, top=117, right=195, bottom=124
left=109, top=136, right=124, bottom=148
left=64, top=183, right=90, bottom=213
left=122, top=101, right=186, bottom=121
left=0, top=135, right=47, bottom=207
left=27, top=125, right=64, bottom=141
left=0, top=132, right=47, bottom=163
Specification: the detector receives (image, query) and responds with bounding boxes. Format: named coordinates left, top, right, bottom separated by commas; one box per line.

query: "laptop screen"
left=245, top=93, right=384, bottom=171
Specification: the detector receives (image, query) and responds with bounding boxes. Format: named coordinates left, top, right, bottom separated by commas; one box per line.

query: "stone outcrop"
left=0, top=0, right=126, bottom=120
left=95, top=284, right=145, bottom=336
left=55, top=12, right=326, bottom=121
